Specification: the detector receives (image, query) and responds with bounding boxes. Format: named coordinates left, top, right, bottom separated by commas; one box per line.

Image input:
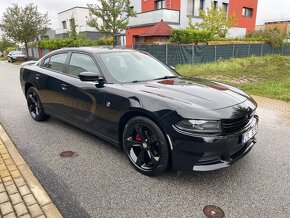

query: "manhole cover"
left=60, top=151, right=75, bottom=157
left=203, top=205, right=225, bottom=218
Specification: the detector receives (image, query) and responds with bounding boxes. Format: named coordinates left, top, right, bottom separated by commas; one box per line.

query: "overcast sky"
left=0, top=0, right=289, bottom=31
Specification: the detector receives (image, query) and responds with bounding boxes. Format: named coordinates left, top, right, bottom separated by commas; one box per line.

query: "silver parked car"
left=7, top=51, right=27, bottom=63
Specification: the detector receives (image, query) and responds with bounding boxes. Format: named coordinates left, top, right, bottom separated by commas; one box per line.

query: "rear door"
left=59, top=52, right=107, bottom=136
left=37, top=52, right=69, bottom=116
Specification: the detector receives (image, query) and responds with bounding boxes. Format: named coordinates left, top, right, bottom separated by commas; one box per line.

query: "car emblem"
left=106, top=101, right=111, bottom=107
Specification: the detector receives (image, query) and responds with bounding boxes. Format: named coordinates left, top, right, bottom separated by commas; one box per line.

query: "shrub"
left=38, top=36, right=113, bottom=49
left=96, top=37, right=114, bottom=46
left=169, top=29, right=213, bottom=44
left=7, top=46, right=18, bottom=51
left=246, top=28, right=289, bottom=47
left=210, top=37, right=270, bottom=42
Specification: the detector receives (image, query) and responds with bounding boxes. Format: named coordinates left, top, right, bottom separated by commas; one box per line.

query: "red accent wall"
left=168, top=0, right=180, bottom=10
left=126, top=26, right=153, bottom=48
left=141, top=0, right=180, bottom=12
left=229, top=0, right=258, bottom=33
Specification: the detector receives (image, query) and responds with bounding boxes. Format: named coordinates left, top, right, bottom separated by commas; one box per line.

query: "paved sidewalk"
left=0, top=125, right=62, bottom=218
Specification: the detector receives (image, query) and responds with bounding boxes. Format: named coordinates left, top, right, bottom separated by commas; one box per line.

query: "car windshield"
left=11, top=51, right=23, bottom=55
left=99, top=52, right=178, bottom=83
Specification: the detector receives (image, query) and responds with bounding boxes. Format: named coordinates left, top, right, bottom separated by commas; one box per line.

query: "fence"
left=28, top=44, right=290, bottom=65
left=27, top=48, right=52, bottom=60
left=133, top=43, right=290, bottom=66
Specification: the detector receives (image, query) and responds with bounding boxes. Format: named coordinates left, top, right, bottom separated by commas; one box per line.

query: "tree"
left=0, top=37, right=16, bottom=54
left=0, top=3, right=50, bottom=57
left=69, top=17, right=78, bottom=40
left=190, top=2, right=236, bottom=38
left=87, top=0, right=135, bottom=46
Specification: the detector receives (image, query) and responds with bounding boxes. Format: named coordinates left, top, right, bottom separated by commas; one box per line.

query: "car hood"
left=122, top=77, right=249, bottom=110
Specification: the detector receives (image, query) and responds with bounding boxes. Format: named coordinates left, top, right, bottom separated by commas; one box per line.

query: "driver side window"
left=68, top=53, right=100, bottom=77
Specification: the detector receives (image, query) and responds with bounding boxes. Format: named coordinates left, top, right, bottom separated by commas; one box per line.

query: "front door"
left=60, top=52, right=107, bottom=136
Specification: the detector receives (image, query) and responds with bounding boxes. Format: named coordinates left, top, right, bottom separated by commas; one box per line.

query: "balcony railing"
left=128, top=9, right=180, bottom=27
left=56, top=26, right=97, bottom=35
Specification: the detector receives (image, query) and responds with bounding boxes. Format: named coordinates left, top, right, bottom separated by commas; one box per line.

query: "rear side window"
left=68, top=53, right=100, bottom=77
left=44, top=53, right=67, bottom=72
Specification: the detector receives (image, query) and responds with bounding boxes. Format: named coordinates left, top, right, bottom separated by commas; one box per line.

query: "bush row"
left=210, top=37, right=270, bottom=42
left=169, top=28, right=289, bottom=47
left=169, top=29, right=213, bottom=44
left=246, top=29, right=289, bottom=47
left=38, top=37, right=113, bottom=49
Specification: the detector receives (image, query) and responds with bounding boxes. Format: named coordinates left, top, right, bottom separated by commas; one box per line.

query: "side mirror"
left=79, top=72, right=101, bottom=81
left=78, top=72, right=105, bottom=87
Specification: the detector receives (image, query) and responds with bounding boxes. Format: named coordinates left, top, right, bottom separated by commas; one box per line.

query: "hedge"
left=38, top=37, right=113, bottom=49
left=169, top=29, right=213, bottom=44
left=168, top=29, right=275, bottom=45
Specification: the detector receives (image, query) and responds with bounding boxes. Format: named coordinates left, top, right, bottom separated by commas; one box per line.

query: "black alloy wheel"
left=123, top=117, right=169, bottom=176
left=26, top=87, right=50, bottom=121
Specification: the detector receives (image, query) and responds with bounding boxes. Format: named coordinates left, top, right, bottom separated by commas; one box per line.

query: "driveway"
left=0, top=61, right=289, bottom=217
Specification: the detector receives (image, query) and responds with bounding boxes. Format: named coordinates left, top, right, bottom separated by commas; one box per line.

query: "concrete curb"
left=0, top=124, right=62, bottom=218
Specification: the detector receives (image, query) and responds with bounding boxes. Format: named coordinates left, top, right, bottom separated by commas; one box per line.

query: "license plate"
left=242, top=123, right=258, bottom=144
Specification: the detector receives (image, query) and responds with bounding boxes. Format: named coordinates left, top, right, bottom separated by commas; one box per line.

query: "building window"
left=200, top=0, right=205, bottom=11
left=188, top=0, right=204, bottom=17
left=62, top=21, right=67, bottom=29
left=222, top=3, right=228, bottom=13
left=242, top=7, right=253, bottom=17
left=155, top=0, right=165, bottom=10
left=213, top=1, right=218, bottom=9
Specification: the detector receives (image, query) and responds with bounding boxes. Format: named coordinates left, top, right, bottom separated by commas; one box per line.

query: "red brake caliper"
left=135, top=134, right=141, bottom=141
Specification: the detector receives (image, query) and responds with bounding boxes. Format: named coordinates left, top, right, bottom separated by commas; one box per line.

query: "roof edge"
left=58, top=6, right=89, bottom=14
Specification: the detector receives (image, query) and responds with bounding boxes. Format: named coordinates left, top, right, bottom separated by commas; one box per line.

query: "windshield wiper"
left=131, top=80, right=142, bottom=83
left=130, top=76, right=178, bottom=83
left=153, top=76, right=178, bottom=80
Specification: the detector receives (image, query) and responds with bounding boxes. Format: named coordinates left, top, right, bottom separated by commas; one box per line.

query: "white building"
left=55, top=7, right=104, bottom=40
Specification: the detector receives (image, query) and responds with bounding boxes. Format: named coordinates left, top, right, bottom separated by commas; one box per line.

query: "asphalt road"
left=0, top=61, right=289, bottom=218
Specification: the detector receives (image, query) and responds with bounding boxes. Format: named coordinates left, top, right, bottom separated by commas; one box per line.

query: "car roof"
left=52, top=47, right=134, bottom=54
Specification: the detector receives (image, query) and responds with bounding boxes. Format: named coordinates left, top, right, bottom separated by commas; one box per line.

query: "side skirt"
left=46, top=111, right=121, bottom=148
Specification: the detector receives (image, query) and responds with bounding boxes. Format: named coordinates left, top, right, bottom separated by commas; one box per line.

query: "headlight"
left=175, top=120, right=222, bottom=134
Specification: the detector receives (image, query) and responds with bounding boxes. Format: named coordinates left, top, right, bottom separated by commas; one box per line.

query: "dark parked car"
left=20, top=48, right=258, bottom=176
left=8, top=50, right=27, bottom=62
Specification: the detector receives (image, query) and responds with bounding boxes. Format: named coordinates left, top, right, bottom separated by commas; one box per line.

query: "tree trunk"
left=112, top=33, right=116, bottom=48
left=24, top=42, right=29, bottom=61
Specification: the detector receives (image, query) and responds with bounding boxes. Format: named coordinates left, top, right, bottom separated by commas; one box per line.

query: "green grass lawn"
left=176, top=55, right=290, bottom=102
left=0, top=56, right=7, bottom=61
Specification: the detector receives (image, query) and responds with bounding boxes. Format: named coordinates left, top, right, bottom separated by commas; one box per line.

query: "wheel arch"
left=118, top=109, right=173, bottom=168
left=24, top=82, right=34, bottom=96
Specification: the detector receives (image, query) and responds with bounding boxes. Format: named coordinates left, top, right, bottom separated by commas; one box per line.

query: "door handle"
left=61, top=84, right=68, bottom=91
left=35, top=74, right=40, bottom=80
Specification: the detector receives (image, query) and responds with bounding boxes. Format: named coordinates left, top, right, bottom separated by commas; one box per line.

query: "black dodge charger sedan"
left=20, top=47, right=258, bottom=176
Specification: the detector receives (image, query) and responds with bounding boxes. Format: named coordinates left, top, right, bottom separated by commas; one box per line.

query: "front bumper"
left=169, top=115, right=258, bottom=171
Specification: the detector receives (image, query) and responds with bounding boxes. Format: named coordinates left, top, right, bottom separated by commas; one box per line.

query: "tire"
left=122, top=116, right=169, bottom=176
left=26, top=87, right=50, bottom=121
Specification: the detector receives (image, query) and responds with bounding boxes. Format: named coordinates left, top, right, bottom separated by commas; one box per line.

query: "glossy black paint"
left=20, top=48, right=258, bottom=171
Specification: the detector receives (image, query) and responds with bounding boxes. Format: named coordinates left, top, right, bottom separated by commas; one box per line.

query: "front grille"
left=222, top=114, right=253, bottom=134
